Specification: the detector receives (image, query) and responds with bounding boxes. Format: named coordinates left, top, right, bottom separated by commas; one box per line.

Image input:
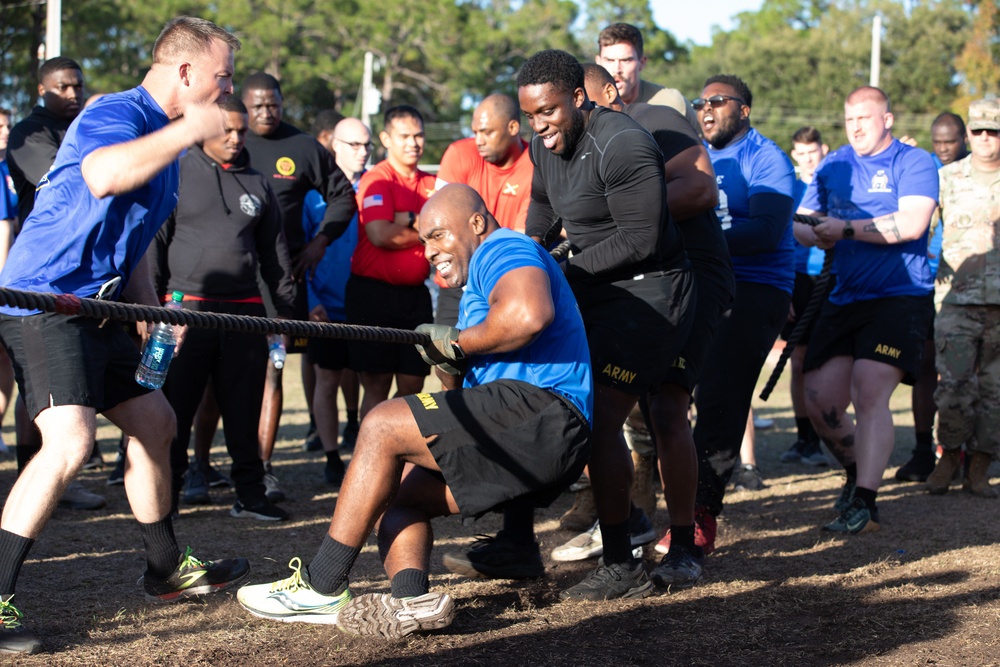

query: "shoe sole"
left=239, top=604, right=342, bottom=624
left=146, top=568, right=250, bottom=604
left=336, top=593, right=455, bottom=639
left=265, top=492, right=286, bottom=503
left=230, top=508, right=288, bottom=521
left=559, top=579, right=654, bottom=602
left=441, top=553, right=543, bottom=580
left=650, top=569, right=702, bottom=590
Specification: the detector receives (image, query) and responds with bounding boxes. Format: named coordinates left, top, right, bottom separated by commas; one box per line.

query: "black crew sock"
left=325, top=450, right=344, bottom=468
left=796, top=417, right=817, bottom=443
left=138, top=516, right=181, bottom=578
left=914, top=430, right=934, bottom=453
left=0, top=530, right=34, bottom=596
left=308, top=414, right=317, bottom=432
left=853, top=486, right=877, bottom=511
left=501, top=503, right=536, bottom=545
left=600, top=519, right=632, bottom=565
left=307, top=534, right=360, bottom=596
left=390, top=568, right=429, bottom=598
left=844, top=463, right=858, bottom=482
left=346, top=410, right=359, bottom=427
left=669, top=524, right=695, bottom=551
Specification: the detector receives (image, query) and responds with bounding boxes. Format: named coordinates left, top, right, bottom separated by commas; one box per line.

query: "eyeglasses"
left=335, top=138, right=374, bottom=152
left=970, top=128, right=999, bottom=137
left=691, top=94, right=746, bottom=111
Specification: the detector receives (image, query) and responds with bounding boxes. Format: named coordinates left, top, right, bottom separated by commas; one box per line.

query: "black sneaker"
left=207, top=463, right=232, bottom=488
left=650, top=543, right=704, bottom=590
left=303, top=425, right=323, bottom=452
left=800, top=440, right=829, bottom=466
left=230, top=499, right=289, bottom=521
left=834, top=477, right=856, bottom=513
left=895, top=449, right=936, bottom=482
left=106, top=453, right=126, bottom=486
left=733, top=464, right=766, bottom=491
left=341, top=421, right=360, bottom=451
left=442, top=532, right=544, bottom=579
left=0, top=597, right=41, bottom=654
left=780, top=439, right=807, bottom=463
left=142, top=546, right=250, bottom=603
left=183, top=462, right=211, bottom=505
left=823, top=497, right=881, bottom=534
left=559, top=559, right=653, bottom=601
left=324, top=457, right=346, bottom=486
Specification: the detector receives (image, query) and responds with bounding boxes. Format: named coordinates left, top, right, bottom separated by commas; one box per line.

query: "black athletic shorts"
left=664, top=266, right=734, bottom=392
left=0, top=312, right=151, bottom=419
left=803, top=293, right=934, bottom=385
left=306, top=327, right=351, bottom=371
left=780, top=272, right=836, bottom=343
left=404, top=379, right=591, bottom=520
left=434, top=285, right=462, bottom=328
left=572, top=267, right=694, bottom=395
left=345, top=274, right=432, bottom=376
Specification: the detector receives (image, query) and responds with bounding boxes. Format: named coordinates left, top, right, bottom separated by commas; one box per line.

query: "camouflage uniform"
left=934, top=142, right=1000, bottom=455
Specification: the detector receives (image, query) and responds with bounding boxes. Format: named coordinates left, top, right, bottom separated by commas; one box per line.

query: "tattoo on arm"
left=863, top=214, right=902, bottom=242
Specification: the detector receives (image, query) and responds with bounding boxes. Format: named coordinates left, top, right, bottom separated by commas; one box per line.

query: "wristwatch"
left=843, top=220, right=855, bottom=239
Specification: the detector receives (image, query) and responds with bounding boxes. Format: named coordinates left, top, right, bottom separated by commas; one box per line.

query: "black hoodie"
left=7, top=105, right=73, bottom=223
left=151, top=145, right=296, bottom=316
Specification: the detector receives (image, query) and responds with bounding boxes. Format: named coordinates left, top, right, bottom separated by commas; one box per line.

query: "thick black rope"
left=0, top=287, right=433, bottom=345
left=758, top=214, right=835, bottom=401
left=0, top=242, right=576, bottom=347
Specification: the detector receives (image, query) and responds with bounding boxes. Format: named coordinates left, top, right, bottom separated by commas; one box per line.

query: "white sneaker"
left=552, top=521, right=603, bottom=562
left=238, top=557, right=351, bottom=624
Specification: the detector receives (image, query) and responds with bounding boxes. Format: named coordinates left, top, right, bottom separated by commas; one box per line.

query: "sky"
left=649, top=1, right=766, bottom=46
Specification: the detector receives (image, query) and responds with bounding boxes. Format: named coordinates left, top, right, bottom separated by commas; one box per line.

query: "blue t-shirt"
left=0, top=160, right=17, bottom=222
left=302, top=183, right=360, bottom=322
left=707, top=128, right=795, bottom=292
left=800, top=139, right=938, bottom=304
left=0, top=87, right=176, bottom=314
left=792, top=178, right=825, bottom=276
left=457, top=228, right=593, bottom=425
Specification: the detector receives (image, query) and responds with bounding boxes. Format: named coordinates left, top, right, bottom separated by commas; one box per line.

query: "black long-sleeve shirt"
left=525, top=106, right=686, bottom=283
left=151, top=146, right=296, bottom=316
left=243, top=122, right=356, bottom=253
left=6, top=105, right=72, bottom=223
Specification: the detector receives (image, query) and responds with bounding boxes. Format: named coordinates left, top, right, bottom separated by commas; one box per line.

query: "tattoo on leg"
left=821, top=407, right=842, bottom=430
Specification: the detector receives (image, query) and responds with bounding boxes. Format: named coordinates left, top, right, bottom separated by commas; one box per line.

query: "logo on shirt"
left=868, top=170, right=892, bottom=193
left=239, top=193, right=262, bottom=216
left=502, top=182, right=520, bottom=196
left=579, top=152, right=592, bottom=161
left=276, top=157, right=296, bottom=177
left=363, top=194, right=383, bottom=209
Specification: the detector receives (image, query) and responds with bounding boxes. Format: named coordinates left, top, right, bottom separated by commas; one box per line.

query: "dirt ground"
left=1, top=351, right=999, bottom=667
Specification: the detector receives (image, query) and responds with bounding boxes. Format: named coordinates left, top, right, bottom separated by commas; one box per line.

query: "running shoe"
left=800, top=440, right=829, bottom=466
left=0, top=597, right=41, bottom=654
left=183, top=462, right=211, bottom=505
left=895, top=448, right=936, bottom=482
left=552, top=507, right=654, bottom=562
left=443, top=532, right=544, bottom=579
left=336, top=592, right=455, bottom=639
left=263, top=463, right=286, bottom=503
left=823, top=497, right=880, bottom=534
left=143, top=546, right=250, bottom=603
left=779, top=439, right=806, bottom=463
left=655, top=506, right=717, bottom=556
left=57, top=481, right=107, bottom=510
left=230, top=499, right=289, bottom=521
left=559, top=560, right=653, bottom=601
left=650, top=544, right=704, bottom=590
left=834, top=477, right=857, bottom=513
left=732, top=464, right=766, bottom=491
left=238, top=557, right=351, bottom=624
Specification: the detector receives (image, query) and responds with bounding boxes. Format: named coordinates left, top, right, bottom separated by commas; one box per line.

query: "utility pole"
left=360, top=52, right=382, bottom=132
left=45, top=0, right=62, bottom=59
left=870, top=14, right=882, bottom=87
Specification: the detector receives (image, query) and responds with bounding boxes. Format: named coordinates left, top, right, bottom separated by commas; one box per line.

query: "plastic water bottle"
left=135, top=291, right=184, bottom=389
left=267, top=334, right=286, bottom=370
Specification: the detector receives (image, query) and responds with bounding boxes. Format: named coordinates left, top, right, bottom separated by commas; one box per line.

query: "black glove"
left=415, top=323, right=466, bottom=376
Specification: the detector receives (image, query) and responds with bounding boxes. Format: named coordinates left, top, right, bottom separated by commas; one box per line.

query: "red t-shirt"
left=435, top=137, right=533, bottom=232
left=352, top=160, right=436, bottom=286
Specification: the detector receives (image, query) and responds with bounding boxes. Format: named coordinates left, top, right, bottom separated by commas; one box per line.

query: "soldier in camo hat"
left=927, top=98, right=1000, bottom=498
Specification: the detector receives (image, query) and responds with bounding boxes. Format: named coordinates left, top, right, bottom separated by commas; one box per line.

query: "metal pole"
left=45, top=0, right=61, bottom=59
left=361, top=51, right=374, bottom=131
left=870, top=15, right=881, bottom=87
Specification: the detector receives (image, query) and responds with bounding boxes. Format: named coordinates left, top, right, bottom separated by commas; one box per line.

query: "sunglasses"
left=971, top=128, right=999, bottom=137
left=691, top=94, right=746, bottom=111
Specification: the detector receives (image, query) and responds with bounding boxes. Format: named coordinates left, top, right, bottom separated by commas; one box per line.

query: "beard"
left=556, top=110, right=587, bottom=158
left=706, top=115, right=744, bottom=149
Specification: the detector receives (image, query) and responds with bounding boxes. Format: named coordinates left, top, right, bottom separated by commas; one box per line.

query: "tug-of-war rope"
left=0, top=240, right=574, bottom=348
left=758, top=213, right=835, bottom=401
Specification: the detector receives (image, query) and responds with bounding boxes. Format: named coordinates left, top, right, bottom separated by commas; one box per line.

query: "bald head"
left=420, top=184, right=500, bottom=288
left=846, top=86, right=890, bottom=113
left=331, top=117, right=372, bottom=179
left=471, top=94, right=524, bottom=167
left=582, top=62, right=621, bottom=109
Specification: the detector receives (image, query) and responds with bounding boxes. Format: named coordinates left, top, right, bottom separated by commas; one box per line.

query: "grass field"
left=1, top=349, right=998, bottom=666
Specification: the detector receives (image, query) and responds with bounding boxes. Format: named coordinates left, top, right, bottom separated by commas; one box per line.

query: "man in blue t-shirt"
left=796, top=86, right=939, bottom=535
left=237, top=184, right=593, bottom=639
left=0, top=18, right=250, bottom=654
left=688, top=74, right=795, bottom=552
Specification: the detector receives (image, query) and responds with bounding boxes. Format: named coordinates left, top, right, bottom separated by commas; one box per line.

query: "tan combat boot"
left=631, top=450, right=658, bottom=520
left=559, top=486, right=597, bottom=531
left=926, top=449, right=962, bottom=495
left=962, top=451, right=998, bottom=498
